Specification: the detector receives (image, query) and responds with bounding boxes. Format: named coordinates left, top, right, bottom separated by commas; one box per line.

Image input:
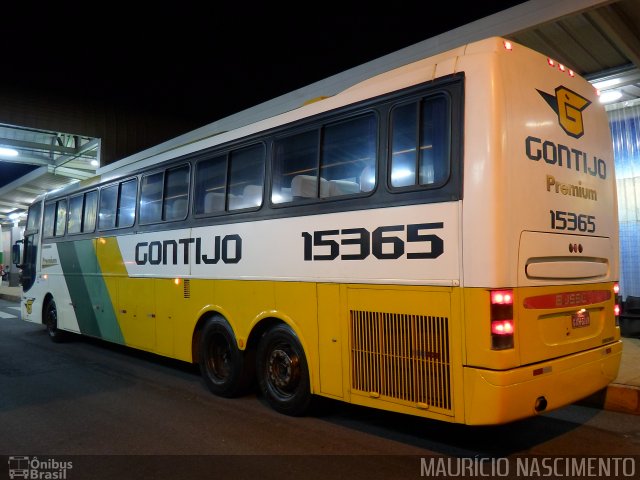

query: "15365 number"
left=301, top=223, right=444, bottom=261
left=549, top=210, right=595, bottom=233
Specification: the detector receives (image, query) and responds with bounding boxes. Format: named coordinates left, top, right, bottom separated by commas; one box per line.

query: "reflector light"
left=491, top=319, right=514, bottom=335
left=503, top=40, right=513, bottom=51
left=491, top=290, right=513, bottom=305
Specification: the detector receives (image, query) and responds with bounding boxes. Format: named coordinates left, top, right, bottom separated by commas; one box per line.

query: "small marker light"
left=503, top=40, right=513, bottom=51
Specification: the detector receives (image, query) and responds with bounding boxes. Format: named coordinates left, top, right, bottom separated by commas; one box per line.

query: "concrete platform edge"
left=0, top=292, right=21, bottom=302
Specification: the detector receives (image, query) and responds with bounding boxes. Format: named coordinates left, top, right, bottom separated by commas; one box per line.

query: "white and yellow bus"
left=15, top=37, right=621, bottom=425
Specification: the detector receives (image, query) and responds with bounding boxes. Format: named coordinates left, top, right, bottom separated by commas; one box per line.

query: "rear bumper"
left=463, top=341, right=622, bottom=425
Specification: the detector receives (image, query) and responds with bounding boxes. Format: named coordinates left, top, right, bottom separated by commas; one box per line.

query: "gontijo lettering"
left=134, top=235, right=242, bottom=265
left=525, top=136, right=607, bottom=179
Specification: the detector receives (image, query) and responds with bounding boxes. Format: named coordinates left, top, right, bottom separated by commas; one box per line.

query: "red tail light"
left=491, top=289, right=514, bottom=350
left=614, top=282, right=620, bottom=326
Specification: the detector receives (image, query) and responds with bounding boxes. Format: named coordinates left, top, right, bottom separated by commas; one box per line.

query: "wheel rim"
left=206, top=333, right=231, bottom=383
left=266, top=343, right=301, bottom=398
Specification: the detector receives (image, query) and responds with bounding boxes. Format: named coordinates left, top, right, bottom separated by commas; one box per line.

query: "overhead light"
left=90, top=159, right=99, bottom=167
left=599, top=90, right=623, bottom=104
left=0, top=147, right=19, bottom=157
left=592, top=78, right=621, bottom=90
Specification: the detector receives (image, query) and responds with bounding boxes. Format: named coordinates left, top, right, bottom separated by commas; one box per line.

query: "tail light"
left=491, top=289, right=514, bottom=350
left=614, top=282, right=620, bottom=326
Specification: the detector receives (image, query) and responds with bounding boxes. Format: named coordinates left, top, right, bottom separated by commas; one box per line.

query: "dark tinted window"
left=99, top=179, right=137, bottom=230
left=83, top=190, right=98, bottom=232
left=163, top=165, right=190, bottom=221
left=68, top=195, right=84, bottom=234
left=272, top=114, right=376, bottom=204
left=194, top=144, right=265, bottom=215
left=390, top=95, right=450, bottom=188
left=43, top=203, right=56, bottom=238
left=99, top=185, right=118, bottom=229
left=26, top=202, right=42, bottom=232
left=55, top=200, right=67, bottom=237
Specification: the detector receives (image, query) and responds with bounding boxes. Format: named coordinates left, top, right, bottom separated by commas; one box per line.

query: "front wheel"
left=199, top=315, right=254, bottom=397
left=256, top=323, right=311, bottom=416
left=44, top=299, right=67, bottom=343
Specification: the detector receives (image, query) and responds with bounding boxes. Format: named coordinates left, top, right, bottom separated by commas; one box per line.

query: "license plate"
left=572, top=310, right=590, bottom=328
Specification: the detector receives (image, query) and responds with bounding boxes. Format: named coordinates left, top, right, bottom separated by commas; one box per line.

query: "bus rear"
left=460, top=38, right=621, bottom=424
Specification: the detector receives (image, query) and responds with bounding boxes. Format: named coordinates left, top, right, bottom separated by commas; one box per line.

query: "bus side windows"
left=163, top=165, right=190, bottom=220
left=43, top=200, right=67, bottom=238
left=271, top=113, right=377, bottom=204
left=390, top=95, right=451, bottom=189
left=194, top=144, right=265, bottom=215
left=43, top=202, right=56, bottom=238
left=26, top=202, right=42, bottom=232
left=67, top=195, right=83, bottom=234
left=98, top=179, right=137, bottom=230
left=140, top=172, right=163, bottom=223
left=83, top=190, right=98, bottom=232
left=140, top=164, right=190, bottom=224
left=68, top=190, right=99, bottom=235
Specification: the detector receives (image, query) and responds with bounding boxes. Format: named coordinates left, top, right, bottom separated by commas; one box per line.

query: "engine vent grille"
left=350, top=310, right=451, bottom=412
left=183, top=279, right=191, bottom=299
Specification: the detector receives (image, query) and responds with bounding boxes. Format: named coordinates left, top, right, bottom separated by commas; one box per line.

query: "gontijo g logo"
left=537, top=86, right=591, bottom=139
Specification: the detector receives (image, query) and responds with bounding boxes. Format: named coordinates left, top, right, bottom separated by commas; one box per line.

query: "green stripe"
left=57, top=240, right=124, bottom=343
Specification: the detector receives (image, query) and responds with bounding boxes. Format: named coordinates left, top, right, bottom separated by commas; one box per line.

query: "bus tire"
left=44, top=298, right=67, bottom=343
left=256, top=323, right=311, bottom=416
left=199, top=315, right=252, bottom=398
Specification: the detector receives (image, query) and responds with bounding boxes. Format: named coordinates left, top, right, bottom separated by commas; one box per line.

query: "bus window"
left=272, top=130, right=318, bottom=203
left=55, top=200, right=67, bottom=237
left=140, top=172, right=163, bottom=223
left=43, top=202, right=55, bottom=238
left=118, top=179, right=137, bottom=227
left=99, top=180, right=137, bottom=230
left=67, top=195, right=83, bottom=234
left=320, top=114, right=376, bottom=197
left=390, top=95, right=450, bottom=188
left=228, top=144, right=265, bottom=210
left=195, top=155, right=227, bottom=215
left=163, top=165, right=190, bottom=221
left=99, top=185, right=118, bottom=229
left=83, top=190, right=98, bottom=232
left=26, top=202, right=42, bottom=232
left=272, top=114, right=377, bottom=204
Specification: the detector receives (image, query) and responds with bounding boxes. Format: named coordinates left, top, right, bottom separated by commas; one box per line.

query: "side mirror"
left=12, top=243, right=21, bottom=266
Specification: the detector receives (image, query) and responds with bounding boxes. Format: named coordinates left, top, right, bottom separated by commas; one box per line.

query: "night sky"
left=5, top=2, right=527, bottom=126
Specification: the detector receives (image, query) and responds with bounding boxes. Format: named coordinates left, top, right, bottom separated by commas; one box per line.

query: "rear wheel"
left=199, top=315, right=253, bottom=397
left=256, top=323, right=311, bottom=416
left=44, top=299, right=67, bottom=343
